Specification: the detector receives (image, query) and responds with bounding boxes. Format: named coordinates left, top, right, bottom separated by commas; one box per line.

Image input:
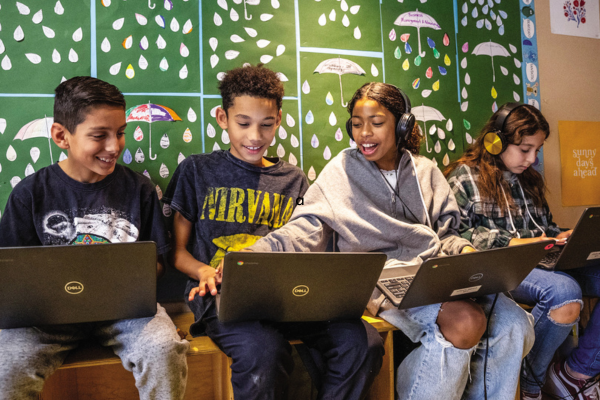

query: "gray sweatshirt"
left=250, top=148, right=472, bottom=313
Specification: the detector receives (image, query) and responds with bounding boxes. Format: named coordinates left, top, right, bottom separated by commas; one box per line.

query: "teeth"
left=246, top=146, right=260, bottom=150
left=363, top=143, right=376, bottom=148
left=98, top=157, right=115, bottom=162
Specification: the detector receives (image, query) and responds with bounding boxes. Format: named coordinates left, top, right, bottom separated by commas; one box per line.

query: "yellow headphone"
left=483, top=102, right=523, bottom=155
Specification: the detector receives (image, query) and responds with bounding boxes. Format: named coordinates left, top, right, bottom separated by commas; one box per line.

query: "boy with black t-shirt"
left=0, top=77, right=189, bottom=400
left=163, top=65, right=384, bottom=399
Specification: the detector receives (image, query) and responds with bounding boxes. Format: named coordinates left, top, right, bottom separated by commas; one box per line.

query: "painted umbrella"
left=126, top=102, right=181, bottom=160
left=14, top=116, right=54, bottom=163
left=314, top=57, right=366, bottom=107
left=394, top=9, right=441, bottom=58
left=412, top=104, right=445, bottom=153
left=472, top=40, right=510, bottom=82
left=244, top=0, right=260, bottom=20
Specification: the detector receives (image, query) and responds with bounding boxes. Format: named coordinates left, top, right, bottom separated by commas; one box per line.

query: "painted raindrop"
left=68, top=48, right=78, bottom=62
left=389, top=29, right=397, bottom=41
left=217, top=0, right=227, bottom=10
left=412, top=78, right=420, bottom=89
left=272, top=0, right=280, bottom=8
left=462, top=42, right=469, bottom=52
left=514, top=58, right=521, bottom=68
left=73, top=27, right=83, bottom=42
left=465, top=73, right=471, bottom=85
left=257, top=39, right=270, bottom=48
left=513, top=74, right=520, bottom=85
left=178, top=153, right=185, bottom=164
left=25, top=53, right=41, bottom=64
left=422, top=90, right=432, bottom=98
left=222, top=130, right=230, bottom=144
left=500, top=66, right=508, bottom=76
left=448, top=139, right=456, bottom=151
left=329, top=112, right=337, bottom=126
left=443, top=33, right=450, bottom=46
left=109, top=62, right=121, bottom=75
left=323, top=146, right=332, bottom=160
left=305, top=111, right=315, bottom=124
left=0, top=40, right=4, bottom=55
left=371, top=64, right=379, bottom=77
left=58, top=152, right=67, bottom=162
left=432, top=80, right=440, bottom=91
left=210, top=106, right=220, bottom=118
left=6, top=145, right=16, bottom=161
left=354, top=27, right=361, bottom=39
left=182, top=19, right=193, bottom=34
left=446, top=119, right=453, bottom=131
left=135, top=148, right=145, bottom=163
left=230, top=9, right=239, bottom=21
left=341, top=14, right=349, bottom=27
left=260, top=55, right=273, bottom=64
left=2, top=55, right=11, bottom=70
left=225, top=50, right=240, bottom=60
left=329, top=9, right=336, bottom=21
left=159, top=163, right=169, bottom=178
left=286, top=114, right=295, bottom=127
left=179, top=65, right=188, bottom=79
left=491, top=86, right=497, bottom=99
left=394, top=47, right=401, bottom=59
left=426, top=67, right=433, bottom=79
left=492, top=101, right=498, bottom=112
left=183, top=128, right=192, bottom=143
left=463, top=119, right=471, bottom=130
left=187, top=108, right=197, bottom=122
left=113, top=18, right=125, bottom=30
left=444, top=54, right=451, bottom=66
left=279, top=126, right=287, bottom=139
left=461, top=101, right=469, bottom=112
left=156, top=15, right=166, bottom=28
left=134, top=126, right=144, bottom=141
left=318, top=13, right=327, bottom=26
left=434, top=141, right=441, bottom=153
left=101, top=37, right=111, bottom=52
left=160, top=133, right=170, bottom=149
left=341, top=0, right=349, bottom=11
left=54, top=1, right=64, bottom=14
left=437, top=128, right=445, bottom=140
left=10, top=177, right=21, bottom=188
left=276, top=44, right=285, bottom=56
left=401, top=34, right=411, bottom=43
left=122, top=149, right=132, bottom=164
left=245, top=27, right=257, bottom=37
left=307, top=166, right=317, bottom=181
left=302, top=80, right=310, bottom=94
left=461, top=16, right=467, bottom=26
left=509, top=44, right=517, bottom=53
left=170, top=17, right=180, bottom=32
left=156, top=34, right=167, bottom=49
left=136, top=13, right=148, bottom=25
left=32, top=9, right=43, bottom=23
left=461, top=57, right=467, bottom=69
left=429, top=125, right=437, bottom=136
left=461, top=87, right=468, bottom=99
left=402, top=59, right=410, bottom=71
left=414, top=56, right=421, bottom=66
left=270, top=136, right=276, bottom=147
left=159, top=57, right=169, bottom=71
left=210, top=37, right=218, bottom=50
left=42, top=26, right=56, bottom=39
left=349, top=139, right=357, bottom=149
left=291, top=135, right=299, bottom=148
left=139, top=55, right=148, bottom=70
left=155, top=185, right=163, bottom=200
left=311, top=134, right=319, bottom=148
left=123, top=35, right=133, bottom=49
left=125, top=64, right=135, bottom=79
left=472, top=8, right=478, bottom=18
left=325, top=92, right=334, bottom=105
left=289, top=153, right=297, bottom=166
left=350, top=5, right=360, bottom=14
left=164, top=0, right=173, bottom=11
left=143, top=170, right=151, bottom=180
left=443, top=153, right=450, bottom=166
left=277, top=144, right=285, bottom=158
left=16, top=2, right=30, bottom=15
left=210, top=54, right=219, bottom=68
left=206, top=123, right=216, bottom=139
left=513, top=91, right=520, bottom=102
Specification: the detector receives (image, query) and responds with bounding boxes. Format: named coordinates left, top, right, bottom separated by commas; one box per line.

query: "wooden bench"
left=39, top=305, right=397, bottom=400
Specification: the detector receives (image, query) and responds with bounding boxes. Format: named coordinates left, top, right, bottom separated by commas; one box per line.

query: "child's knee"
left=436, top=300, right=487, bottom=349
left=549, top=301, right=582, bottom=325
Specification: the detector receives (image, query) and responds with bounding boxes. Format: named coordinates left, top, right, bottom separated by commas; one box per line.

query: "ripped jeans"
left=511, top=267, right=583, bottom=393
left=380, top=293, right=534, bottom=400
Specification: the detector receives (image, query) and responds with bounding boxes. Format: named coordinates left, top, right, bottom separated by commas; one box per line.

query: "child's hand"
left=555, top=230, right=572, bottom=245
left=188, top=265, right=219, bottom=301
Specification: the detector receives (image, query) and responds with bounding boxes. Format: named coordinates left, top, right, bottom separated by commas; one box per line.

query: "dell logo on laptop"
left=65, top=281, right=84, bottom=294
left=469, top=273, right=483, bottom=282
left=292, top=285, right=309, bottom=297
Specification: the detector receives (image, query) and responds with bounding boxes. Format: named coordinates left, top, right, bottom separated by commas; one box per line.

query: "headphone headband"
left=483, top=102, right=524, bottom=155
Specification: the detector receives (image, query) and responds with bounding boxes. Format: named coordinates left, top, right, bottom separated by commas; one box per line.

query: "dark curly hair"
left=347, top=82, right=422, bottom=155
left=54, top=76, right=125, bottom=134
left=444, top=103, right=550, bottom=209
left=218, top=64, right=284, bottom=113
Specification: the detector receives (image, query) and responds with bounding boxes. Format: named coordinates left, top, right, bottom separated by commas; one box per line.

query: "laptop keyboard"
left=538, top=250, right=561, bottom=270
left=380, top=276, right=414, bottom=301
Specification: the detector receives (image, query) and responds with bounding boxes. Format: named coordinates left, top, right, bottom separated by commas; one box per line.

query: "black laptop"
left=378, top=241, right=555, bottom=310
left=0, top=242, right=157, bottom=329
left=217, top=252, right=387, bottom=323
left=538, top=207, right=600, bottom=271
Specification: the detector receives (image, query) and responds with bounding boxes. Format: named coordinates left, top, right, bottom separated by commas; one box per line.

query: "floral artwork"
left=563, top=0, right=587, bottom=27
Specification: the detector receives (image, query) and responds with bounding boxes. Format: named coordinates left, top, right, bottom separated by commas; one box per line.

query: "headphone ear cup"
left=483, top=130, right=507, bottom=155
left=345, top=119, right=353, bottom=141
left=396, top=113, right=416, bottom=146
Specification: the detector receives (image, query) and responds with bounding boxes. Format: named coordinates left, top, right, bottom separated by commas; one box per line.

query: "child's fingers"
left=188, top=287, right=200, bottom=301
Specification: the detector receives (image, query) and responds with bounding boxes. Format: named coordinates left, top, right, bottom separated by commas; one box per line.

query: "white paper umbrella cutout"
left=314, top=57, right=366, bottom=107
left=54, top=1, right=64, bottom=15
left=394, top=9, right=441, bottom=57
left=413, top=104, right=446, bottom=153
left=6, top=145, right=17, bottom=161
left=32, top=9, right=43, bottom=24
left=471, top=40, right=510, bottom=82
left=30, top=147, right=40, bottom=163
left=15, top=116, right=55, bottom=163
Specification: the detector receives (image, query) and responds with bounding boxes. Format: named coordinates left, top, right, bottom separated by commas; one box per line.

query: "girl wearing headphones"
left=247, top=83, right=534, bottom=399
left=445, top=103, right=600, bottom=400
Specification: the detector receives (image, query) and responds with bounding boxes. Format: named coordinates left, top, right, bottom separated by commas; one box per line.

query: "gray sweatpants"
left=0, top=304, right=189, bottom=400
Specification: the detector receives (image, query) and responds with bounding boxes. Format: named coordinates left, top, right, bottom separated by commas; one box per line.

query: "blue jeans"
left=201, top=303, right=384, bottom=400
left=566, top=265, right=600, bottom=377
left=511, top=268, right=583, bottom=393
left=380, top=293, right=534, bottom=400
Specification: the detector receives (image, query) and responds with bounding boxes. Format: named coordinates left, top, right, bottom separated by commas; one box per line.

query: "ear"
left=215, top=106, right=229, bottom=130
left=51, top=122, right=71, bottom=150
left=275, top=109, right=282, bottom=129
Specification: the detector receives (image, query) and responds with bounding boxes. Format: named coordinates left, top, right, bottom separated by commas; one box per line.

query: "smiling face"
left=350, top=98, right=398, bottom=170
left=53, top=105, right=126, bottom=183
left=216, top=95, right=281, bottom=167
left=499, top=130, right=545, bottom=174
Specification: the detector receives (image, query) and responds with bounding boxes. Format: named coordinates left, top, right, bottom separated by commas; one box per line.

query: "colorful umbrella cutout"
left=394, top=10, right=441, bottom=58
left=412, top=104, right=445, bottom=153
left=126, top=103, right=181, bottom=160
left=472, top=40, right=510, bottom=82
left=314, top=57, right=366, bottom=107
left=14, top=116, right=54, bottom=163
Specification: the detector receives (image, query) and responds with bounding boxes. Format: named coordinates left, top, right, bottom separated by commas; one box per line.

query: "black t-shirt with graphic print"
left=0, top=163, right=169, bottom=256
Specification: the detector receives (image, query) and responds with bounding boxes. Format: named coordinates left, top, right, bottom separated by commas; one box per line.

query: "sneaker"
left=545, top=361, right=600, bottom=400
left=521, top=390, right=542, bottom=400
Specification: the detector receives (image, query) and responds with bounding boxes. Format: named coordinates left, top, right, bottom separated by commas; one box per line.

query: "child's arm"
left=171, top=211, right=219, bottom=300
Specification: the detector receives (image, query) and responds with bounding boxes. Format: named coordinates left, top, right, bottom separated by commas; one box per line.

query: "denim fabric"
left=0, top=304, right=189, bottom=400
left=510, top=267, right=583, bottom=393
left=202, top=304, right=384, bottom=400
left=380, top=293, right=534, bottom=400
left=566, top=265, right=600, bottom=377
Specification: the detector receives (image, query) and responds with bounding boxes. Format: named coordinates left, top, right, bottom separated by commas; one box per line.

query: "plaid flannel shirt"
left=446, top=164, right=562, bottom=250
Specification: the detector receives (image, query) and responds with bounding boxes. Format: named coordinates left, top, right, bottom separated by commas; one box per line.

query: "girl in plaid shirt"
left=445, top=103, right=600, bottom=400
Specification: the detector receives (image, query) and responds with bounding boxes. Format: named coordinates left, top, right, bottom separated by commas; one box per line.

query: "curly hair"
left=218, top=64, right=284, bottom=113
left=444, top=103, right=550, bottom=209
left=54, top=76, right=125, bottom=134
left=347, top=82, right=422, bottom=155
